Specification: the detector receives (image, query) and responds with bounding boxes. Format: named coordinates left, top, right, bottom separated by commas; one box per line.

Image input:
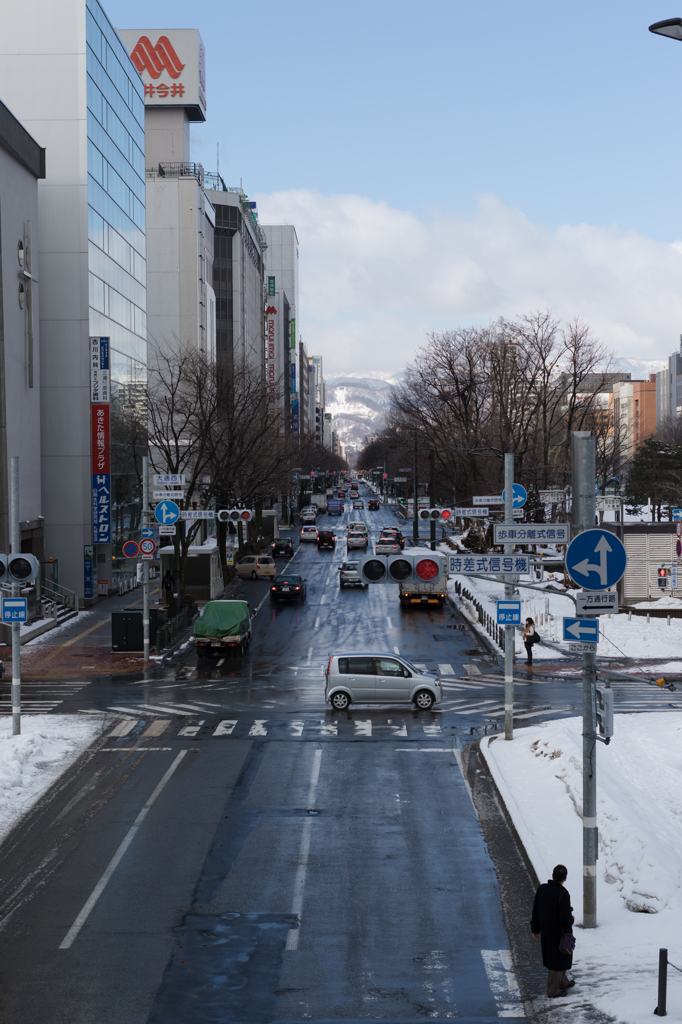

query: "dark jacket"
left=530, top=879, right=574, bottom=971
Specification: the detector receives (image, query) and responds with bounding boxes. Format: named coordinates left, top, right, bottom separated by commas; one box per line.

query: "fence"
left=452, top=579, right=505, bottom=651
left=155, top=605, right=195, bottom=653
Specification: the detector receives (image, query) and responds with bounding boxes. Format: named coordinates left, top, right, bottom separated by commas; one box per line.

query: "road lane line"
left=142, top=720, right=170, bottom=738
left=138, top=703, right=195, bottom=716
left=306, top=647, right=313, bottom=664
left=481, top=949, right=524, bottom=1017
left=393, top=646, right=400, bottom=655
left=286, top=747, right=322, bottom=951
left=255, top=590, right=271, bottom=614
left=314, top=617, right=320, bottom=629
left=59, top=750, right=187, bottom=949
left=386, top=616, right=393, bottom=629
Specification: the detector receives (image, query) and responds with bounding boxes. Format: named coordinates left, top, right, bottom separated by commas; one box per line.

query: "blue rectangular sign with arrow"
left=563, top=617, right=599, bottom=644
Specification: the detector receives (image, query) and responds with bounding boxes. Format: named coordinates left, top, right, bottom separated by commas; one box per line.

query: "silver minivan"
left=325, top=652, right=442, bottom=710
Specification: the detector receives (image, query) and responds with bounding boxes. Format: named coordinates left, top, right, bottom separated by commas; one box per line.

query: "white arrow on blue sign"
left=154, top=500, right=179, bottom=525
left=563, top=617, right=599, bottom=643
left=501, top=484, right=527, bottom=508
left=673, top=509, right=682, bottom=522
left=497, top=600, right=521, bottom=625
left=566, top=528, right=626, bottom=591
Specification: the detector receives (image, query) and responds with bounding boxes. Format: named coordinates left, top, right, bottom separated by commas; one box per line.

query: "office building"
left=262, top=225, right=299, bottom=434
left=0, top=0, right=148, bottom=601
left=0, top=100, right=45, bottom=557
left=656, top=338, right=682, bottom=429
left=612, top=377, right=657, bottom=464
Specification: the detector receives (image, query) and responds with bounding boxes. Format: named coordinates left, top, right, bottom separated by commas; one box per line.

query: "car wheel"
left=331, top=691, right=351, bottom=710
left=414, top=690, right=435, bottom=711
left=251, top=571, right=257, bottom=580
left=197, top=646, right=206, bottom=659
left=339, top=582, right=345, bottom=589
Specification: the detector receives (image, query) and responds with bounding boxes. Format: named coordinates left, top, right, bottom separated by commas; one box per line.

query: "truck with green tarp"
left=192, top=600, right=252, bottom=657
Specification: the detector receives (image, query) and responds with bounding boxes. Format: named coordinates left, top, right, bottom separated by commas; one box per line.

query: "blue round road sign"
left=154, top=499, right=179, bottom=525
left=566, top=528, right=627, bottom=591
left=122, top=540, right=139, bottom=558
left=501, top=483, right=527, bottom=509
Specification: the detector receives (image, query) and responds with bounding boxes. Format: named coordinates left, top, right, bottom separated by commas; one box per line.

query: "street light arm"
left=649, top=18, right=682, bottom=40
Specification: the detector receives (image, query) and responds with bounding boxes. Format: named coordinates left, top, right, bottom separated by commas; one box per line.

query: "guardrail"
left=453, top=580, right=505, bottom=651
left=41, top=578, right=78, bottom=612
left=155, top=606, right=194, bottom=653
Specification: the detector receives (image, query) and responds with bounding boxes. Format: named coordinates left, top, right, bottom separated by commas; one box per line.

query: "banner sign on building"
left=447, top=554, right=531, bottom=575
left=268, top=276, right=276, bottom=296
left=265, top=304, right=277, bottom=415
left=290, top=317, right=296, bottom=350
left=91, top=404, right=111, bottom=544
left=90, top=337, right=110, bottom=404
left=84, top=545, right=95, bottom=601
left=119, top=29, right=207, bottom=122
left=291, top=398, right=299, bottom=435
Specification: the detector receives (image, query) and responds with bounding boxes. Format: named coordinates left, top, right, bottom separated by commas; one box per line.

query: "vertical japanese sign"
left=83, top=545, right=95, bottom=600
left=265, top=304, right=277, bottom=419
left=268, top=276, right=275, bottom=296
left=290, top=317, right=296, bottom=350
left=90, top=335, right=111, bottom=545
left=90, top=336, right=110, bottom=403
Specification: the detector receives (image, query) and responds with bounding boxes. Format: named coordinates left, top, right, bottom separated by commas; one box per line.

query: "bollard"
left=668, top=615, right=671, bottom=626
left=628, top=611, right=632, bottom=622
left=654, top=948, right=667, bottom=1016
left=647, top=613, right=650, bottom=624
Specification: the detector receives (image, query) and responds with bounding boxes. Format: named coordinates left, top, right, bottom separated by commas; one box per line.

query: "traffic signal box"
left=658, top=566, right=669, bottom=589
left=417, top=508, right=454, bottom=522
left=358, top=552, right=444, bottom=586
left=595, top=685, right=614, bottom=741
left=216, top=509, right=254, bottom=523
left=0, top=553, right=40, bottom=585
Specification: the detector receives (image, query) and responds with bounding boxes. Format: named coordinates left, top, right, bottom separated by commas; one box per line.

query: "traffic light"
left=0, top=553, right=40, bottom=585
left=658, top=566, right=668, bottom=589
left=358, top=552, right=444, bottom=585
left=417, top=508, right=454, bottom=522
left=217, top=509, right=254, bottom=523
left=595, top=685, right=614, bottom=741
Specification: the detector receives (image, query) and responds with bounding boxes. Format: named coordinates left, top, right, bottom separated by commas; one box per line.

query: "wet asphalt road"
left=0, top=494, right=673, bottom=1022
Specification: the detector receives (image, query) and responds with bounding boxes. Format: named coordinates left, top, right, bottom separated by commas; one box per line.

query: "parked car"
left=236, top=555, right=277, bottom=580
left=325, top=652, right=442, bottom=710
left=347, top=530, right=368, bottom=550
left=376, top=537, right=401, bottom=555
left=368, top=498, right=380, bottom=510
left=272, top=538, right=294, bottom=557
left=193, top=599, right=252, bottom=658
left=300, top=525, right=318, bottom=542
left=317, top=530, right=336, bottom=549
left=270, top=573, right=307, bottom=602
left=353, top=499, right=364, bottom=509
left=339, top=561, right=367, bottom=588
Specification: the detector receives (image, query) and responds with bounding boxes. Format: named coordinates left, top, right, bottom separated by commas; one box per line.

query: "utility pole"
left=429, top=447, right=436, bottom=551
left=577, top=432, right=598, bottom=928
left=142, top=455, right=150, bottom=661
left=10, top=457, right=20, bottom=736
left=412, top=433, right=419, bottom=543
left=504, top=453, right=514, bottom=740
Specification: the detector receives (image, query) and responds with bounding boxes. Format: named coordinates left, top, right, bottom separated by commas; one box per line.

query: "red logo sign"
left=265, top=305, right=277, bottom=315
left=131, top=35, right=185, bottom=79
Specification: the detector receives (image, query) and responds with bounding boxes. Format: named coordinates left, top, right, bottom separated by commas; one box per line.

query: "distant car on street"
left=272, top=538, right=294, bottom=557
left=353, top=499, right=364, bottom=509
left=300, top=525, right=318, bottom=542
left=368, top=498, right=380, bottom=510
left=380, top=527, right=405, bottom=549
left=347, top=531, right=368, bottom=550
left=235, top=555, right=276, bottom=580
left=300, top=509, right=317, bottom=524
left=325, top=652, right=442, bottom=710
left=376, top=537, right=400, bottom=555
left=339, top=561, right=367, bottom=588
left=270, top=574, right=307, bottom=602
left=317, top=530, right=336, bottom=549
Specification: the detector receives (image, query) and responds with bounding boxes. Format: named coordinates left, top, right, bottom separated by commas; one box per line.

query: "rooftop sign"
left=119, top=29, right=206, bottom=121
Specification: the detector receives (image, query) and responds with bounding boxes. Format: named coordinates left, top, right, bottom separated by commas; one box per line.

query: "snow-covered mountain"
left=325, top=372, right=400, bottom=454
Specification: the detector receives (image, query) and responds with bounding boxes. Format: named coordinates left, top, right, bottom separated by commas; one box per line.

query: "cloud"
left=255, top=189, right=682, bottom=376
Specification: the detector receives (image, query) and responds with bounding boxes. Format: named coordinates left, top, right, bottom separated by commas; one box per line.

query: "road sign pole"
left=10, top=457, right=20, bottom=735
left=429, top=447, right=436, bottom=551
left=504, top=452, right=514, bottom=741
left=142, top=455, right=149, bottom=662
left=579, top=432, right=598, bottom=928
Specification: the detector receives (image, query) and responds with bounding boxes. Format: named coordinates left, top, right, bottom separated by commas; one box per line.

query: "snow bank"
left=0, top=715, right=103, bottom=842
left=482, top=714, right=682, bottom=1022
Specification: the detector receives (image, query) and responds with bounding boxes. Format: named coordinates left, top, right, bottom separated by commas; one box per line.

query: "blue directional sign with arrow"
left=563, top=617, right=599, bottom=644
left=154, top=499, right=179, bottom=525
left=565, top=528, right=627, bottom=591
left=501, top=483, right=527, bottom=508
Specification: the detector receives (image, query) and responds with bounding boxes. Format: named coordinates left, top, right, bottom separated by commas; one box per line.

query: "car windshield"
left=399, top=657, right=423, bottom=674
left=342, top=563, right=358, bottom=570
left=275, top=576, right=299, bottom=584
left=303, top=527, right=316, bottom=532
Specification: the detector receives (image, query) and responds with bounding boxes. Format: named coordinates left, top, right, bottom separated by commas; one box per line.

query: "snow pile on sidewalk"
left=0, top=715, right=103, bottom=842
left=482, top=714, right=682, bottom=1022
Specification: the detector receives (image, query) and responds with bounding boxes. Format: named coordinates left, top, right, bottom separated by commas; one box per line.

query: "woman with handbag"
left=530, top=864, right=576, bottom=998
left=521, top=617, right=540, bottom=665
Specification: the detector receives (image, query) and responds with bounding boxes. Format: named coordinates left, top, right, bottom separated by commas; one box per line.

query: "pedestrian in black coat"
left=530, top=864, right=575, bottom=998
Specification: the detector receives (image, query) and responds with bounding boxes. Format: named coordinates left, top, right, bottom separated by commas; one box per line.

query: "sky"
left=109, top=0, right=682, bottom=376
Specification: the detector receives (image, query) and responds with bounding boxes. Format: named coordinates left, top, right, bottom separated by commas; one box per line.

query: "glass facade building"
left=86, top=1, right=148, bottom=584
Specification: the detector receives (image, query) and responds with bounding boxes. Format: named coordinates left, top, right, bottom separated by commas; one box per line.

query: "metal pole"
left=413, top=433, right=419, bottom=543
left=655, top=948, right=668, bottom=1016
left=10, top=457, right=20, bottom=735
left=142, top=455, right=149, bottom=661
left=429, top=447, right=436, bottom=551
left=504, top=452, right=514, bottom=740
left=580, top=433, right=598, bottom=928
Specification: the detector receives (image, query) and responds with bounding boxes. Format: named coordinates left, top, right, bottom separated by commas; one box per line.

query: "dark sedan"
left=368, top=498, right=380, bottom=510
left=270, top=574, right=307, bottom=602
left=272, top=539, right=294, bottom=557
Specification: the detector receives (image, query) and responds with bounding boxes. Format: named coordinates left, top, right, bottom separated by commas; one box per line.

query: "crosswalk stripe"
left=109, top=720, right=136, bottom=737
left=138, top=703, right=195, bottom=717
left=213, top=720, right=237, bottom=736
left=142, top=720, right=171, bottom=738
left=438, top=664, right=456, bottom=675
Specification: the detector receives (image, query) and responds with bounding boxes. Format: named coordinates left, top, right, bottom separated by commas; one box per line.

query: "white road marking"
left=480, top=949, right=524, bottom=1017
left=317, top=722, right=338, bottom=736
left=414, top=663, right=427, bottom=671
left=178, top=721, right=205, bottom=736
left=254, top=590, right=271, bottom=614
left=286, top=747, right=323, bottom=951
left=59, top=750, right=187, bottom=949
left=423, top=724, right=442, bottom=736
left=213, top=720, right=237, bottom=736
left=396, top=748, right=453, bottom=752
left=320, top=595, right=327, bottom=605
left=100, top=747, right=172, bottom=752
left=388, top=719, right=407, bottom=737
left=216, top=658, right=224, bottom=667
left=107, top=706, right=163, bottom=717
left=314, top=617, right=320, bottom=629
left=306, top=647, right=313, bottom=664
left=142, top=720, right=171, bottom=738
left=108, top=720, right=137, bottom=737
left=354, top=720, right=372, bottom=737
left=138, top=703, right=195, bottom=717
left=464, top=664, right=481, bottom=675
left=393, top=646, right=400, bottom=655
left=249, top=720, right=268, bottom=736
left=438, top=663, right=455, bottom=675
left=290, top=721, right=305, bottom=736
left=386, top=616, right=393, bottom=629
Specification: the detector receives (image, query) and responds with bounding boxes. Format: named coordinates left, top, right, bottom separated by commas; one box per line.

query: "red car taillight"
left=294, top=586, right=300, bottom=590
left=326, top=656, right=333, bottom=676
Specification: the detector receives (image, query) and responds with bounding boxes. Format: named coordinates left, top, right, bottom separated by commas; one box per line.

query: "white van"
left=325, top=652, right=442, bottom=710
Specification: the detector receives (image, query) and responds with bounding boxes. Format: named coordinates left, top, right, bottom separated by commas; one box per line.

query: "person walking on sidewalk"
left=162, top=569, right=175, bottom=608
left=522, top=617, right=538, bottom=665
left=531, top=864, right=575, bottom=998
